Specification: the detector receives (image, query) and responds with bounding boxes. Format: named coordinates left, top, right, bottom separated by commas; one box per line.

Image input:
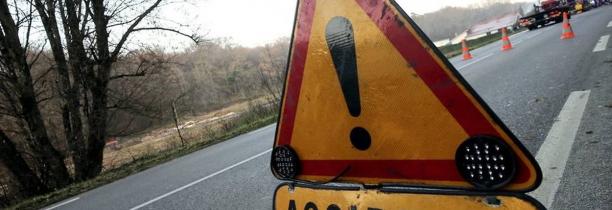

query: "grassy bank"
left=438, top=28, right=525, bottom=58
left=8, top=105, right=278, bottom=210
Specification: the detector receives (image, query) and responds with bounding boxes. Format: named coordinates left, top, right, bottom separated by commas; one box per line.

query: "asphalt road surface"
left=45, top=5, right=612, bottom=210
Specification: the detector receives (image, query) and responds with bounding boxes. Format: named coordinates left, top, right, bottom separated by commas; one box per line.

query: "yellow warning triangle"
left=271, top=0, right=541, bottom=192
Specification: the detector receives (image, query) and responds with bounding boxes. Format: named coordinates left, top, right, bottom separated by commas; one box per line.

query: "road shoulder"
left=551, top=39, right=612, bottom=210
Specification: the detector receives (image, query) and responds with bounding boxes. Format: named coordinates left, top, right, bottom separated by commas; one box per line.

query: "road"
left=45, top=5, right=612, bottom=210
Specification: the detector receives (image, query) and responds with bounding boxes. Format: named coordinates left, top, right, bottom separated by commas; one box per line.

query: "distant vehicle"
left=519, top=0, right=572, bottom=30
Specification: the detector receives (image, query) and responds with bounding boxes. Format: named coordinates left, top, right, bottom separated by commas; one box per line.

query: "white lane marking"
left=43, top=197, right=80, bottom=210
left=607, top=21, right=612, bottom=28
left=529, top=90, right=591, bottom=209
left=129, top=149, right=272, bottom=210
left=457, top=53, right=494, bottom=70
left=593, top=35, right=610, bottom=52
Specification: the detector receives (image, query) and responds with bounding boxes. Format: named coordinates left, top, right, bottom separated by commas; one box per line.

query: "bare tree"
left=30, top=0, right=199, bottom=180
left=171, top=88, right=193, bottom=147
left=255, top=38, right=289, bottom=104
left=0, top=0, right=199, bottom=200
left=0, top=0, right=71, bottom=188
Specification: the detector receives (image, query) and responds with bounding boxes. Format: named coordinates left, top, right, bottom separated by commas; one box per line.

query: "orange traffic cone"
left=560, top=12, right=575, bottom=40
left=461, top=39, right=473, bottom=60
left=501, top=28, right=512, bottom=51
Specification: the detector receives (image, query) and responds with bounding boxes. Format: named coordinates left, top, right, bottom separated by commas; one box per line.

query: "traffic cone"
left=501, top=28, right=512, bottom=51
left=560, top=12, right=575, bottom=40
left=461, top=39, right=473, bottom=60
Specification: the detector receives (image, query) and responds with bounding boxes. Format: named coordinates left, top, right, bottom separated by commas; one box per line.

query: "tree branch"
left=109, top=61, right=146, bottom=80
left=109, top=71, right=146, bottom=80
left=132, top=27, right=202, bottom=44
left=23, top=1, right=34, bottom=51
left=33, top=66, right=53, bottom=86
left=110, top=0, right=162, bottom=61
left=28, top=41, right=48, bottom=67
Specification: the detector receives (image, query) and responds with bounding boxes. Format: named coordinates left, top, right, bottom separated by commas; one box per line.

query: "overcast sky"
left=159, top=0, right=530, bottom=48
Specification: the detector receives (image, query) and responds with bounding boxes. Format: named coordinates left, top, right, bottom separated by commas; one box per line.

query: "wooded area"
left=0, top=0, right=287, bottom=206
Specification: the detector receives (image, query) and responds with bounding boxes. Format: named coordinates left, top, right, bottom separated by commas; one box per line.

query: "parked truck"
left=519, top=0, right=572, bottom=30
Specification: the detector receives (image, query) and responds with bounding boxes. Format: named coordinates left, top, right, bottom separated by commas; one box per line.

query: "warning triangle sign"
left=271, top=0, right=541, bottom=192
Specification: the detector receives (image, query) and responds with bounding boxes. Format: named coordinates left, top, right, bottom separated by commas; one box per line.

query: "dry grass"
left=100, top=97, right=272, bottom=172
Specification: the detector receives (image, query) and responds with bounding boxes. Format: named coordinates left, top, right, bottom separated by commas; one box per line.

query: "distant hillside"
left=411, top=2, right=529, bottom=41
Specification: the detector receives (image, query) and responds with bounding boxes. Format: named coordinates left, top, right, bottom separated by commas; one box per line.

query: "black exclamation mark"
left=325, top=16, right=371, bottom=151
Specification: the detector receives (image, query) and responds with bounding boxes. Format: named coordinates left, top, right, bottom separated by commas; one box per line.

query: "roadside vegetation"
left=0, top=0, right=288, bottom=208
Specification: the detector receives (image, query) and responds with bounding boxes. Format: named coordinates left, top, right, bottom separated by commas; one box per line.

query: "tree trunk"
left=62, top=0, right=94, bottom=181
left=0, top=130, right=49, bottom=196
left=32, top=0, right=89, bottom=182
left=83, top=84, right=109, bottom=178
left=0, top=0, right=71, bottom=189
left=18, top=88, right=71, bottom=188
left=62, top=104, right=88, bottom=181
left=80, top=0, right=114, bottom=179
left=172, top=101, right=186, bottom=146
